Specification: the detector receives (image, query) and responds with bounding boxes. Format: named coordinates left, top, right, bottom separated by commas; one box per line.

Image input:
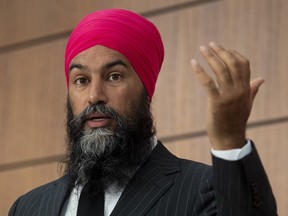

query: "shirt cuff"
left=211, top=140, right=252, bottom=161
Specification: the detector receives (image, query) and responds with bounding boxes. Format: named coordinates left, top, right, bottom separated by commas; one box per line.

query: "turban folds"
left=65, top=9, right=164, bottom=100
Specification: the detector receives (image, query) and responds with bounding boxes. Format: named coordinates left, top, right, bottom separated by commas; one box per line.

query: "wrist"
left=210, top=136, right=246, bottom=150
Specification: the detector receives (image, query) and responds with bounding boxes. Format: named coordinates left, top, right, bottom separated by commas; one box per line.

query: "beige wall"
left=1, top=0, right=287, bottom=214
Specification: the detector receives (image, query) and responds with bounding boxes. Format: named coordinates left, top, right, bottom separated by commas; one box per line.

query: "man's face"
left=64, top=45, right=155, bottom=194
left=68, top=45, right=145, bottom=131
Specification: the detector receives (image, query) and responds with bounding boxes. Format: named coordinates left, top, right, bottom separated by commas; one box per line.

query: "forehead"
left=70, top=45, right=132, bottom=67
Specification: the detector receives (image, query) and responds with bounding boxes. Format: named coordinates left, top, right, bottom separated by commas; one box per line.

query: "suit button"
left=250, top=182, right=263, bottom=207
left=254, top=199, right=262, bottom=207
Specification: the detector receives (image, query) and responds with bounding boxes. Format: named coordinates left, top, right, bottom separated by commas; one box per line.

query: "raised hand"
left=191, top=42, right=264, bottom=150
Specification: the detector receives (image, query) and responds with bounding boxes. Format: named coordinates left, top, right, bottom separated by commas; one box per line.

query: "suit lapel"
left=38, top=176, right=70, bottom=216
left=110, top=142, right=181, bottom=216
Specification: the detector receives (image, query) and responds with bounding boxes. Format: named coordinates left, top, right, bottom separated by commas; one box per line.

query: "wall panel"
left=1, top=0, right=287, bottom=215
left=0, top=39, right=67, bottom=164
left=2, top=0, right=287, bottom=164
left=0, top=0, right=214, bottom=47
left=152, top=0, right=288, bottom=138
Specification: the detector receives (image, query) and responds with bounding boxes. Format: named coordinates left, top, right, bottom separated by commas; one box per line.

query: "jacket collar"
left=110, top=141, right=181, bottom=216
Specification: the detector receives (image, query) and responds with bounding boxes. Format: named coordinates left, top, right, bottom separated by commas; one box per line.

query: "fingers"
left=199, top=45, right=233, bottom=86
left=250, top=78, right=265, bottom=103
left=200, top=42, right=251, bottom=87
left=190, top=59, right=219, bottom=97
left=191, top=42, right=258, bottom=101
left=228, top=49, right=251, bottom=83
left=191, top=43, right=263, bottom=149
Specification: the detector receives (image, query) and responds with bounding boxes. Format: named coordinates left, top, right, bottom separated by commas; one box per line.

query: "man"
left=9, top=8, right=277, bottom=216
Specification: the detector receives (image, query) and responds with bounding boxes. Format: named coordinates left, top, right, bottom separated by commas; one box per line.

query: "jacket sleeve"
left=212, top=142, right=277, bottom=215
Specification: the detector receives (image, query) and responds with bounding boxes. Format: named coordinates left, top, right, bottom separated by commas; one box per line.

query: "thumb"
left=250, top=77, right=265, bottom=103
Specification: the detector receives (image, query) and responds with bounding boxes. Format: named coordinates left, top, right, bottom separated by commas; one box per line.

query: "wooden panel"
left=0, top=0, right=287, bottom=214
left=0, top=0, right=209, bottom=47
left=0, top=39, right=67, bottom=164
left=164, top=122, right=288, bottom=216
left=1, top=162, right=60, bottom=216
left=151, top=0, right=288, bottom=137
left=1, top=0, right=288, bottom=163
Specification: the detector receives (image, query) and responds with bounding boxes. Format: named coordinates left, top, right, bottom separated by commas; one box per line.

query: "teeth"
left=91, top=118, right=106, bottom=121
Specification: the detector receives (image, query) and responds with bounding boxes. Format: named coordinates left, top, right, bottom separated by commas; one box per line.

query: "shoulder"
left=180, top=158, right=212, bottom=175
left=175, top=158, right=213, bottom=189
left=9, top=176, right=68, bottom=215
left=20, top=176, right=67, bottom=198
left=157, top=140, right=212, bottom=171
left=150, top=142, right=215, bottom=213
left=153, top=141, right=213, bottom=183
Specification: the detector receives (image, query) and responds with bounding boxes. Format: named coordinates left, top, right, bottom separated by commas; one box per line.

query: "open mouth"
left=85, top=113, right=112, bottom=128
left=88, top=115, right=111, bottom=121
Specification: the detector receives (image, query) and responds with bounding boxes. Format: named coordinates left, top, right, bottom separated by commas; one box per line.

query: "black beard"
left=62, top=92, right=155, bottom=196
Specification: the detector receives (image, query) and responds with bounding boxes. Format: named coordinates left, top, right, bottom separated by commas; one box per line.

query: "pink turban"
left=65, top=8, right=164, bottom=100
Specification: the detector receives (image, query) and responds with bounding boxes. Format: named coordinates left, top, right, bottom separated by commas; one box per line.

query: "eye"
left=74, top=77, right=89, bottom=85
left=107, top=73, right=121, bottom=81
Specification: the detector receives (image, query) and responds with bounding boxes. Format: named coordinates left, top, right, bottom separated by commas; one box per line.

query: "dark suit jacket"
left=9, top=141, right=277, bottom=216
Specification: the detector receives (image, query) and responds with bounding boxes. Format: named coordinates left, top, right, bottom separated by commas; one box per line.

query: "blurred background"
left=0, top=0, right=287, bottom=215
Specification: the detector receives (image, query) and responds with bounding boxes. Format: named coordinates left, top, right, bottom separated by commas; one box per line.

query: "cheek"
left=120, top=89, right=144, bottom=118
left=68, top=93, right=86, bottom=117
left=106, top=89, right=131, bottom=117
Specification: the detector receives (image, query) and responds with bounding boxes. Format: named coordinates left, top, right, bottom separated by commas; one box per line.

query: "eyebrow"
left=104, top=59, right=129, bottom=69
left=69, top=59, right=129, bottom=73
left=69, top=63, right=85, bottom=73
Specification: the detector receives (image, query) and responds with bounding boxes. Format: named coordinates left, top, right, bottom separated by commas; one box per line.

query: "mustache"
left=69, top=103, right=128, bottom=129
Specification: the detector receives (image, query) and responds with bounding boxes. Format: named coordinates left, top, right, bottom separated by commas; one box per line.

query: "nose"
left=88, top=78, right=107, bottom=105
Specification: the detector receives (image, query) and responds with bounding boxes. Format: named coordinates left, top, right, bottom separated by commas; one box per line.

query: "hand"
left=191, top=42, right=264, bottom=150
